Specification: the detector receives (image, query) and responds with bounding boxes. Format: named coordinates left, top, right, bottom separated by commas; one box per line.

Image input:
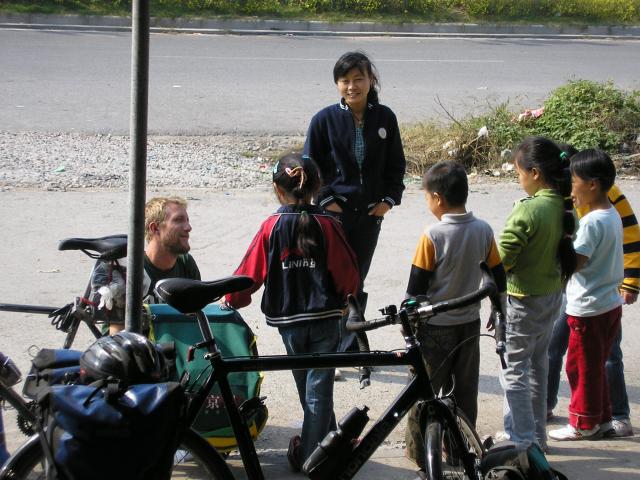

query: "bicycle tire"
left=0, top=429, right=234, bottom=480
left=424, top=408, right=483, bottom=480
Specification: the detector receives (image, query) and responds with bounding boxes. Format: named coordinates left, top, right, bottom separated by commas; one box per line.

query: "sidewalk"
left=1, top=12, right=640, bottom=38
left=1, top=185, right=638, bottom=479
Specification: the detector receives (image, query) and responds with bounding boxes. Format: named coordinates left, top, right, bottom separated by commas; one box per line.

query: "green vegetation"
left=2, top=0, right=640, bottom=23
left=401, top=80, right=640, bottom=175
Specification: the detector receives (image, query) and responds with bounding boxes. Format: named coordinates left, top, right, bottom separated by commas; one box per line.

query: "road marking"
left=153, top=55, right=503, bottom=63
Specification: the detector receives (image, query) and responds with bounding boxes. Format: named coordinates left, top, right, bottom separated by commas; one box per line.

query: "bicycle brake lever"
left=496, top=344, right=507, bottom=370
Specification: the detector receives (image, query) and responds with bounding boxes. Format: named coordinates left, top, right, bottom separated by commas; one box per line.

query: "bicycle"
left=1, top=264, right=505, bottom=479
left=0, top=234, right=128, bottom=350
left=0, top=344, right=230, bottom=480
left=0, top=235, right=129, bottom=446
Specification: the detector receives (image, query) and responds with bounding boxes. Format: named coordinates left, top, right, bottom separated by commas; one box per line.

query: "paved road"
left=1, top=29, right=639, bottom=135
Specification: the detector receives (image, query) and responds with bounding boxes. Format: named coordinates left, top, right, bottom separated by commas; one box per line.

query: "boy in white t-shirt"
left=549, top=149, right=623, bottom=441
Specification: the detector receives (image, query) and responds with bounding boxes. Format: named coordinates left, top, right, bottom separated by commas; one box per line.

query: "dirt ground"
left=1, top=180, right=639, bottom=479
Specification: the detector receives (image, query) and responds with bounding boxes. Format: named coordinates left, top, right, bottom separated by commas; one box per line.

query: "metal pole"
left=125, top=0, right=149, bottom=333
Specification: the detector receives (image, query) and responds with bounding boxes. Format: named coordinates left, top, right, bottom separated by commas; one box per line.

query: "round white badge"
left=378, top=127, right=387, bottom=139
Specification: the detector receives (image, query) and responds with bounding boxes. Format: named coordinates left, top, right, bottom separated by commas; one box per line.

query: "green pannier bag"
left=147, top=303, right=268, bottom=452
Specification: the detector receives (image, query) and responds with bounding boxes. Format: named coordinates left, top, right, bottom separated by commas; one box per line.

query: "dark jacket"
left=304, top=100, right=406, bottom=212
left=226, top=205, right=360, bottom=327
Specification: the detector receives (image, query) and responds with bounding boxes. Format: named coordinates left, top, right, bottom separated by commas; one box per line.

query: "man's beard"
left=164, top=235, right=190, bottom=255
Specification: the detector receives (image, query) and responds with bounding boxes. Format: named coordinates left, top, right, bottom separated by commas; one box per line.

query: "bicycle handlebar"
left=346, top=263, right=497, bottom=333
left=416, top=281, right=496, bottom=318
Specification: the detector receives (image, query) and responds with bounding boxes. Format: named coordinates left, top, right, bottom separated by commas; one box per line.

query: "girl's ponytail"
left=556, top=148, right=577, bottom=282
left=296, top=209, right=321, bottom=259
left=515, top=137, right=577, bottom=282
left=273, top=153, right=324, bottom=259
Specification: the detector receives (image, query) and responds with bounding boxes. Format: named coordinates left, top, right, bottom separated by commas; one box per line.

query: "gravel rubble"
left=0, top=131, right=304, bottom=191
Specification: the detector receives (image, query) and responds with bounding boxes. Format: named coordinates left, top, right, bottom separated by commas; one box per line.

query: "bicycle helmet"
left=80, top=331, right=166, bottom=384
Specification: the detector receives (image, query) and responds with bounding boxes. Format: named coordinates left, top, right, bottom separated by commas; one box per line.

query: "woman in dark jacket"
left=304, top=51, right=406, bottom=350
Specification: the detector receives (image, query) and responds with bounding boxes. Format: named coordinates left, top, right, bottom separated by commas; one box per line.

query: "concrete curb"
left=1, top=12, right=640, bottom=39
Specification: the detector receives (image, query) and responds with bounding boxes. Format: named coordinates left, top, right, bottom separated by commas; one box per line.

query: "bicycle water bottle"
left=303, top=405, right=369, bottom=478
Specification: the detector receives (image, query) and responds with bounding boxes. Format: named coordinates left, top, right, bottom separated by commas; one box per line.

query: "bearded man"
left=143, top=196, right=201, bottom=299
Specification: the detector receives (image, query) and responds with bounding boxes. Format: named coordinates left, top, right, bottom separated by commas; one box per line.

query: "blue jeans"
left=500, top=292, right=562, bottom=448
left=547, top=311, right=630, bottom=420
left=279, top=319, right=340, bottom=461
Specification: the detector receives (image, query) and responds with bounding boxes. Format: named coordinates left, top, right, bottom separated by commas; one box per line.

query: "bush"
left=451, top=0, right=639, bottom=21
left=402, top=80, right=640, bottom=176
left=5, top=0, right=639, bottom=21
left=536, top=80, right=640, bottom=150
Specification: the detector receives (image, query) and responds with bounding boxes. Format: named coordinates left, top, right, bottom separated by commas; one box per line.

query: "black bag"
left=42, top=382, right=186, bottom=480
left=481, top=441, right=568, bottom=480
left=22, top=349, right=82, bottom=400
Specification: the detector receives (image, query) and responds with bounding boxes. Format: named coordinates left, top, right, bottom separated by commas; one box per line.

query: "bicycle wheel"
left=0, top=435, right=44, bottom=480
left=0, top=429, right=233, bottom=480
left=424, top=409, right=483, bottom=480
left=171, top=428, right=234, bottom=479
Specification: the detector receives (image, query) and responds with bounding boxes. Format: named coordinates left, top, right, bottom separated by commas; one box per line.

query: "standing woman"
left=304, top=51, right=406, bottom=348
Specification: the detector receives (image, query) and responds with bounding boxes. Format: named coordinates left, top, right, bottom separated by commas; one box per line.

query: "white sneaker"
left=494, top=431, right=511, bottom=442
left=607, top=418, right=634, bottom=438
left=334, top=368, right=343, bottom=381
left=549, top=424, right=601, bottom=441
left=174, top=449, right=193, bottom=464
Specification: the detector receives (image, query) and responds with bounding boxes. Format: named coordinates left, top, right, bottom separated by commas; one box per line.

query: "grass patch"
left=1, top=0, right=639, bottom=23
left=402, top=79, right=640, bottom=177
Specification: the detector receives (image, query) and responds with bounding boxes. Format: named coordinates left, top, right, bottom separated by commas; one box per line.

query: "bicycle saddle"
left=58, top=234, right=127, bottom=260
left=155, top=276, right=254, bottom=314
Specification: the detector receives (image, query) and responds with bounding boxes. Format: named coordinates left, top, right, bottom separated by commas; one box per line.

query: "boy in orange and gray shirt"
left=404, top=161, right=506, bottom=471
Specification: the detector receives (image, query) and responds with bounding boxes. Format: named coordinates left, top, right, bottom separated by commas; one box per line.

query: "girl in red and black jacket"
left=225, top=153, right=359, bottom=470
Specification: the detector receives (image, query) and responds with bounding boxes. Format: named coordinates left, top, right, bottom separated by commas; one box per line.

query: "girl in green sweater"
left=497, top=136, right=577, bottom=451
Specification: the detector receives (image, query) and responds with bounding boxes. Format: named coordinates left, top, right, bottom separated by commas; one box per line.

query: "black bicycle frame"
left=0, top=381, right=35, bottom=425
left=0, top=304, right=57, bottom=315
left=188, top=309, right=438, bottom=480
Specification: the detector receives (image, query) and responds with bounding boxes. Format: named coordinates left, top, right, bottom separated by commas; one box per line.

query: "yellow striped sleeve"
left=609, top=184, right=640, bottom=293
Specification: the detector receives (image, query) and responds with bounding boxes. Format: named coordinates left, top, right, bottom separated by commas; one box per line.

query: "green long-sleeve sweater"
left=498, top=189, right=565, bottom=296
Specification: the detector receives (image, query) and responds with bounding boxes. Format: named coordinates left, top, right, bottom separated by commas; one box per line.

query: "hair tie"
left=285, top=166, right=306, bottom=190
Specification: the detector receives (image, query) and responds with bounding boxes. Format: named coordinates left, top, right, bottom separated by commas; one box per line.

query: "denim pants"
left=547, top=307, right=630, bottom=420
left=328, top=209, right=382, bottom=351
left=279, top=319, right=340, bottom=461
left=405, top=320, right=480, bottom=469
left=500, top=292, right=562, bottom=448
